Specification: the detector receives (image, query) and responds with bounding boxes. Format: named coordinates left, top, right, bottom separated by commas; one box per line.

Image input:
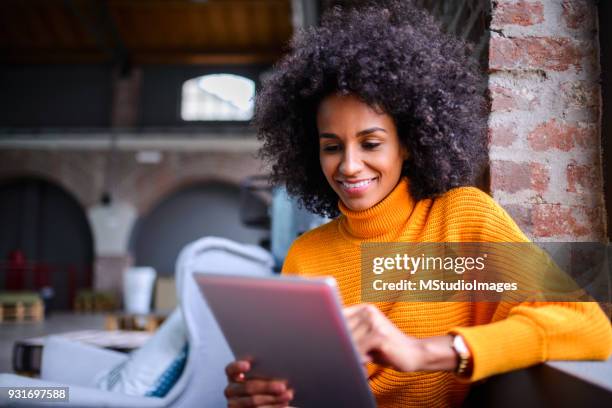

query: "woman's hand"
left=343, top=304, right=457, bottom=373
left=224, top=360, right=294, bottom=408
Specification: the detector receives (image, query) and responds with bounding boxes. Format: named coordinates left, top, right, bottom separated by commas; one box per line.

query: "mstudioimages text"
left=372, top=279, right=518, bottom=293
left=372, top=253, right=487, bottom=275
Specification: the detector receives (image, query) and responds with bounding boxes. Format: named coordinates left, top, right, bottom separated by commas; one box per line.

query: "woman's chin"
left=341, top=197, right=376, bottom=212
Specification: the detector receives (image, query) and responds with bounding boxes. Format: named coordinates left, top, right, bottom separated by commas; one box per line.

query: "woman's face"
left=317, top=93, right=408, bottom=212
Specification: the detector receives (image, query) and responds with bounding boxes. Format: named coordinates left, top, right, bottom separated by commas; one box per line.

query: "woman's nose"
left=339, top=147, right=364, bottom=176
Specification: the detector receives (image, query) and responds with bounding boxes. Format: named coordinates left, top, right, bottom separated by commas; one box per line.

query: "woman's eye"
left=362, top=142, right=381, bottom=150
left=321, top=144, right=340, bottom=152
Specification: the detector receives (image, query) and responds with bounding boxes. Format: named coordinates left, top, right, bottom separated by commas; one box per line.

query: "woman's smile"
left=336, top=177, right=378, bottom=196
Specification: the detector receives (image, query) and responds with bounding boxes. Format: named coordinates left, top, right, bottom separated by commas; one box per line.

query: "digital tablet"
left=194, top=273, right=377, bottom=408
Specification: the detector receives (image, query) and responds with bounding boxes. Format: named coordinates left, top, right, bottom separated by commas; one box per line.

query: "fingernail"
left=277, top=390, right=293, bottom=402
left=272, top=382, right=286, bottom=393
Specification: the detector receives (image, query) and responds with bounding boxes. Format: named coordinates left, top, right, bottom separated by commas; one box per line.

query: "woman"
left=224, top=2, right=612, bottom=407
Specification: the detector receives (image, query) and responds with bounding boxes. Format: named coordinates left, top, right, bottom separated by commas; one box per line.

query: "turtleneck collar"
left=338, top=178, right=416, bottom=240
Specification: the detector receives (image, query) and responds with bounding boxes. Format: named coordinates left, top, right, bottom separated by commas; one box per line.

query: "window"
left=180, top=74, right=255, bottom=121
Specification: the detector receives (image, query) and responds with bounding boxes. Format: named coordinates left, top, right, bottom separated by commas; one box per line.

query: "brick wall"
left=488, top=0, right=604, bottom=241
left=0, top=148, right=265, bottom=215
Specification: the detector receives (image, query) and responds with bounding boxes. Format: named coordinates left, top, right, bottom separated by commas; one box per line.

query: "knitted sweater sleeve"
left=445, top=188, right=612, bottom=381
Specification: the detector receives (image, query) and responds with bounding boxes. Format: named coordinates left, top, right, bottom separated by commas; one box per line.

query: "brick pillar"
left=488, top=0, right=604, bottom=241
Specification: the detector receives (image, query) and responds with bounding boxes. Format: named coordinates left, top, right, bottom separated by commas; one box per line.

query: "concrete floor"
left=0, top=312, right=106, bottom=373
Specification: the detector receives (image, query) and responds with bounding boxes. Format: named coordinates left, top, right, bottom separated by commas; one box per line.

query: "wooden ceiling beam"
left=0, top=51, right=282, bottom=65
left=133, top=52, right=282, bottom=65
left=0, top=0, right=292, bottom=66
left=107, top=0, right=288, bottom=6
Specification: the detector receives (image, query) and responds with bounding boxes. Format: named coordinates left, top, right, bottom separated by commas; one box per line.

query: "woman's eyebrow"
left=357, top=127, right=387, bottom=136
left=319, top=127, right=387, bottom=139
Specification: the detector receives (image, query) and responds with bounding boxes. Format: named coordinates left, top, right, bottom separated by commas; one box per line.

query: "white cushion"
left=96, top=309, right=187, bottom=397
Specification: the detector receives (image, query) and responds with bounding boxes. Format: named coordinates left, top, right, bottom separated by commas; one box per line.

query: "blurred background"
left=0, top=0, right=490, bottom=314
left=0, top=0, right=298, bottom=313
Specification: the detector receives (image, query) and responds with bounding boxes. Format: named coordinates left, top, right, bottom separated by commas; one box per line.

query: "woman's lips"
left=337, top=177, right=377, bottom=195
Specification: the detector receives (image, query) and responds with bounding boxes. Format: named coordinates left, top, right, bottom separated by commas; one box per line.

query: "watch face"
left=453, top=335, right=470, bottom=355
left=452, top=335, right=472, bottom=377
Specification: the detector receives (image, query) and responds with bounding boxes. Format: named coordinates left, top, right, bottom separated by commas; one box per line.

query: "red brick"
left=566, top=161, right=600, bottom=193
left=532, top=204, right=597, bottom=237
left=491, top=160, right=529, bottom=193
left=562, top=0, right=594, bottom=30
left=527, top=119, right=594, bottom=151
left=490, top=160, right=549, bottom=193
left=489, top=37, right=587, bottom=72
left=492, top=1, right=544, bottom=27
left=490, top=85, right=516, bottom=111
left=530, top=162, right=549, bottom=193
left=490, top=84, right=539, bottom=112
left=0, top=149, right=264, bottom=217
left=488, top=124, right=518, bottom=147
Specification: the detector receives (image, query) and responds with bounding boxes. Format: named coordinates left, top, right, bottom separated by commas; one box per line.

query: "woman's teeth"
left=341, top=179, right=373, bottom=188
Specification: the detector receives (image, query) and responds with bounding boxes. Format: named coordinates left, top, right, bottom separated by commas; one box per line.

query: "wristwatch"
left=451, top=334, right=472, bottom=377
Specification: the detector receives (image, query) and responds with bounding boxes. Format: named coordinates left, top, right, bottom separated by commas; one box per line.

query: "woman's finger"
left=226, top=360, right=251, bottom=381
left=347, top=304, right=382, bottom=333
left=228, top=395, right=284, bottom=408
left=345, top=312, right=363, bottom=332
left=225, top=379, right=288, bottom=398
left=343, top=304, right=366, bottom=319
left=346, top=305, right=393, bottom=364
left=351, top=318, right=373, bottom=344
left=350, top=322, right=375, bottom=363
left=229, top=396, right=263, bottom=408
left=344, top=304, right=374, bottom=332
left=228, top=389, right=293, bottom=407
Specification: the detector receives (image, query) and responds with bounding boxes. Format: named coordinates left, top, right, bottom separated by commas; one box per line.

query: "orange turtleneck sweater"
left=281, top=179, right=612, bottom=407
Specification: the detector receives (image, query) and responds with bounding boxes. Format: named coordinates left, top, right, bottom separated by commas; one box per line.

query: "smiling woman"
left=254, top=1, right=487, bottom=219
left=221, top=1, right=612, bottom=407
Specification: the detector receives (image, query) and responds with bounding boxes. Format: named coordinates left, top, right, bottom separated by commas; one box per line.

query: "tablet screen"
left=195, top=273, right=376, bottom=408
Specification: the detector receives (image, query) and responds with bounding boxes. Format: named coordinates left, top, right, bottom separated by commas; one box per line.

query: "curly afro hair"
left=254, top=0, right=488, bottom=218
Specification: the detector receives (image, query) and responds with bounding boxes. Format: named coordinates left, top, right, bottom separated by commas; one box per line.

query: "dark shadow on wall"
left=600, top=1, right=612, bottom=241
left=129, top=181, right=269, bottom=277
left=0, top=177, right=94, bottom=310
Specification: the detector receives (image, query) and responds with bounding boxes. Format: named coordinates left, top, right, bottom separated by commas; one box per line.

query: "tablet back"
left=194, top=273, right=377, bottom=408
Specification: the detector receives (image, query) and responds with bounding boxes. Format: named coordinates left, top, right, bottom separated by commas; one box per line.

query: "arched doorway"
left=0, top=177, right=94, bottom=310
left=130, top=182, right=268, bottom=277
